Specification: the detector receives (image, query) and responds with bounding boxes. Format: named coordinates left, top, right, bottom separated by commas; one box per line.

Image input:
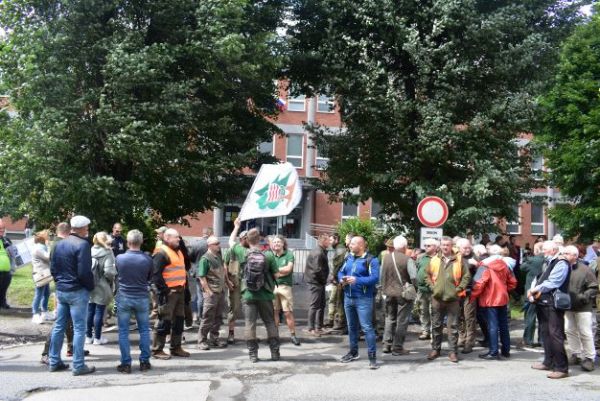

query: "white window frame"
left=532, top=155, right=544, bottom=180
left=287, top=93, right=306, bottom=112
left=506, top=205, right=521, bottom=234
left=286, top=134, right=304, bottom=168
left=317, top=95, right=335, bottom=113
left=530, top=203, right=545, bottom=235
left=341, top=202, right=359, bottom=221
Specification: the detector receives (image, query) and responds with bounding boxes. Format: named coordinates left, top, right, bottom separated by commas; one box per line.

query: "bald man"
left=151, top=228, right=190, bottom=359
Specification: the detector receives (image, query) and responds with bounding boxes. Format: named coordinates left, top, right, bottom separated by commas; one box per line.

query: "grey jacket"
left=90, top=246, right=117, bottom=305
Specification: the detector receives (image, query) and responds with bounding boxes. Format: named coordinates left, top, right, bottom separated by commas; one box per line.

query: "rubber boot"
left=268, top=337, right=280, bottom=361
left=247, top=340, right=259, bottom=363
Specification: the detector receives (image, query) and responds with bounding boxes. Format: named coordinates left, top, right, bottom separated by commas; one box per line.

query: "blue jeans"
left=486, top=306, right=511, bottom=356
left=344, top=296, right=377, bottom=355
left=49, top=288, right=89, bottom=371
left=117, top=295, right=151, bottom=365
left=32, top=284, right=50, bottom=314
left=86, top=303, right=106, bottom=339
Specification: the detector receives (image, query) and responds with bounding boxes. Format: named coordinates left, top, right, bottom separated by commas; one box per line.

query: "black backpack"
left=244, top=250, right=268, bottom=292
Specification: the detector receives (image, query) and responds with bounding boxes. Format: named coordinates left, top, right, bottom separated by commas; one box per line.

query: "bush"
left=336, top=217, right=387, bottom=255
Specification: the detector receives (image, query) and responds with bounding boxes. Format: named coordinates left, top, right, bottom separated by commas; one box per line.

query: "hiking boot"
left=427, top=350, right=440, bottom=360
left=72, top=365, right=96, bottom=376
left=382, top=344, right=392, bottom=354
left=531, top=362, right=551, bottom=371
left=269, top=337, right=280, bottom=361
left=152, top=350, right=171, bottom=360
left=197, top=341, right=210, bottom=351
left=117, top=364, right=131, bottom=374
left=227, top=332, right=235, bottom=345
left=581, top=358, right=595, bottom=372
left=461, top=346, right=473, bottom=354
left=140, top=361, right=152, bottom=372
left=418, top=332, right=431, bottom=340
left=568, top=354, right=581, bottom=366
left=392, top=348, right=410, bottom=356
left=340, top=351, right=359, bottom=363
left=290, top=335, right=301, bottom=346
left=448, top=352, right=459, bottom=363
left=547, top=371, right=569, bottom=379
left=247, top=340, right=259, bottom=363
left=170, top=347, right=190, bottom=357
left=49, top=362, right=69, bottom=372
left=368, top=353, right=379, bottom=370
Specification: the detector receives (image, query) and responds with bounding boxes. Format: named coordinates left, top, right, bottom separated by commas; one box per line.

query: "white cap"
left=70, top=215, right=91, bottom=228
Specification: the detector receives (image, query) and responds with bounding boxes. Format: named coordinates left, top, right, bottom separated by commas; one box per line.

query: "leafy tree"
left=0, top=0, right=285, bottom=230
left=288, top=0, right=586, bottom=237
left=538, top=5, right=600, bottom=241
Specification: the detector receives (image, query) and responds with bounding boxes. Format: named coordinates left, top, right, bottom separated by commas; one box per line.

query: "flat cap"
left=70, top=215, right=91, bottom=228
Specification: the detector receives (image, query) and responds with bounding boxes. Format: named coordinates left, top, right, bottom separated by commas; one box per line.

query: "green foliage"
left=336, top=217, right=386, bottom=254
left=0, top=0, right=285, bottom=230
left=538, top=4, right=600, bottom=242
left=289, top=0, right=586, bottom=238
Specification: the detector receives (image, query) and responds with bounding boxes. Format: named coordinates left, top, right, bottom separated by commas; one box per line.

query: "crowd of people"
left=0, top=217, right=599, bottom=378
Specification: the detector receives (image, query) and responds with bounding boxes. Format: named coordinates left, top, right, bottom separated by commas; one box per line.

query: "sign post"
left=417, top=196, right=449, bottom=248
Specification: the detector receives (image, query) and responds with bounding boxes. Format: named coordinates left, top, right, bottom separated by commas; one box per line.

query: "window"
left=315, top=141, right=329, bottom=170
left=317, top=95, right=335, bottom=113
left=506, top=205, right=521, bottom=234
left=287, top=93, right=306, bottom=112
left=532, top=155, right=544, bottom=180
left=531, top=203, right=545, bottom=235
left=371, top=201, right=383, bottom=219
left=258, top=138, right=274, bottom=155
left=342, top=202, right=359, bottom=221
left=286, top=134, right=304, bottom=168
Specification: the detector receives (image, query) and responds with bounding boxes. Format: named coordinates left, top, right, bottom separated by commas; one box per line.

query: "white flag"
left=238, top=162, right=302, bottom=222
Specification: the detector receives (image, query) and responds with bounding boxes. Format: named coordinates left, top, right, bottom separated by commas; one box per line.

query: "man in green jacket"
left=416, top=238, right=439, bottom=340
left=425, top=236, right=471, bottom=363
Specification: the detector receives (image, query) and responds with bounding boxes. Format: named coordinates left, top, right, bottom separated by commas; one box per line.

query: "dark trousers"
left=476, top=304, right=489, bottom=344
left=308, top=284, right=326, bottom=330
left=243, top=299, right=279, bottom=341
left=0, top=271, right=12, bottom=307
left=523, top=301, right=540, bottom=345
left=537, top=305, right=568, bottom=373
left=431, top=298, right=460, bottom=352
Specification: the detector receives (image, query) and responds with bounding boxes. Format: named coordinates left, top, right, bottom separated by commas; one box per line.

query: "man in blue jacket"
left=337, top=236, right=380, bottom=369
left=49, top=215, right=95, bottom=376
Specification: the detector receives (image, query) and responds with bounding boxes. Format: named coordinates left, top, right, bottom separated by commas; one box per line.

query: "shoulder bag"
left=392, top=253, right=417, bottom=301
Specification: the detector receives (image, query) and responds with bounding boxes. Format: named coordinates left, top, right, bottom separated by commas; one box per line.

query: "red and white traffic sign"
left=417, top=196, right=449, bottom=228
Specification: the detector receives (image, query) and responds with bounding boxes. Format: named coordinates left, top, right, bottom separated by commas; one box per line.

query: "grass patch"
left=7, top=264, right=55, bottom=310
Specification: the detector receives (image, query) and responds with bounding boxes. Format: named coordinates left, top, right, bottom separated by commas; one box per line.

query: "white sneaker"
left=93, top=337, right=108, bottom=345
left=85, top=337, right=93, bottom=345
left=31, top=314, right=43, bottom=324
left=42, top=311, right=55, bottom=321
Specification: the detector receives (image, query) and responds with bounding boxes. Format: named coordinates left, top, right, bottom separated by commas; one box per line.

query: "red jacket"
left=470, top=258, right=517, bottom=307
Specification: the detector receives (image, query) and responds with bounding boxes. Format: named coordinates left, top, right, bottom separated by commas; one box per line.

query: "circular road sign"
left=417, top=196, right=449, bottom=228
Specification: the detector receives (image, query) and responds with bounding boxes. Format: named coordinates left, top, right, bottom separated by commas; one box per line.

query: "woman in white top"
left=31, top=230, right=53, bottom=324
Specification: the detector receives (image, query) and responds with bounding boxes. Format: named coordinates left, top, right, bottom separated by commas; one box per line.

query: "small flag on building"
left=238, top=162, right=302, bottom=221
left=276, top=97, right=286, bottom=111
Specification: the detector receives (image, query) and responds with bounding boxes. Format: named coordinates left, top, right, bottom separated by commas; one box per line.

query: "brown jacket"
left=381, top=251, right=411, bottom=298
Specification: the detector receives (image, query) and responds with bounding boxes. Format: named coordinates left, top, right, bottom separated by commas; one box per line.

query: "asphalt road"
left=1, top=282, right=599, bottom=401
